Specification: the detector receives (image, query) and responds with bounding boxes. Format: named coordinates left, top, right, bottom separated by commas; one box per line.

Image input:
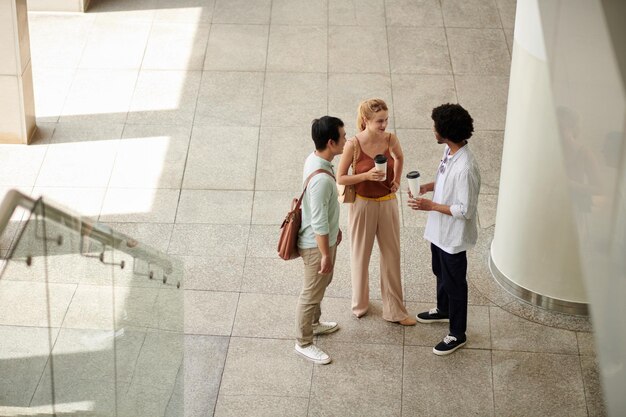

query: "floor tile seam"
left=488, top=347, right=582, bottom=357
left=387, top=69, right=455, bottom=76
left=218, top=392, right=311, bottom=400
left=30, top=125, right=55, bottom=190
left=210, top=22, right=273, bottom=27
left=320, top=339, right=407, bottom=349
left=212, top=334, right=232, bottom=416
left=578, top=353, right=594, bottom=417
left=440, top=70, right=512, bottom=77
left=267, top=23, right=328, bottom=28
left=236, top=290, right=349, bottom=297
left=185, top=288, right=243, bottom=294
left=41, top=280, right=165, bottom=288
left=385, top=24, right=450, bottom=29
left=169, top=77, right=204, bottom=230
left=404, top=299, right=496, bottom=307
left=0, top=323, right=63, bottom=331
left=196, top=1, right=218, bottom=86
left=132, top=67, right=206, bottom=74
left=118, top=121, right=195, bottom=128
left=122, top=14, right=155, bottom=129
left=100, top=186, right=184, bottom=192
left=91, top=123, right=127, bottom=224
left=35, top=67, right=78, bottom=124
left=325, top=0, right=330, bottom=118
left=486, top=303, right=498, bottom=414
left=244, top=0, right=273, bottom=275
left=29, top=280, right=80, bottom=407
left=171, top=3, right=217, bottom=208
left=177, top=185, right=257, bottom=191
left=492, top=0, right=512, bottom=57
left=403, top=344, right=493, bottom=352
left=444, top=25, right=508, bottom=31
left=381, top=0, right=404, bottom=229
left=119, top=330, right=149, bottom=401
left=443, top=16, right=461, bottom=103
left=393, top=128, right=505, bottom=133
left=27, top=328, right=59, bottom=407
left=1, top=186, right=34, bottom=252
left=62, top=14, right=96, bottom=87
left=198, top=69, right=273, bottom=75
left=228, top=334, right=403, bottom=347
left=226, top=292, right=242, bottom=342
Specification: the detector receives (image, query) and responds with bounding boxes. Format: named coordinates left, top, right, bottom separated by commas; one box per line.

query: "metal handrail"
left=0, top=189, right=173, bottom=274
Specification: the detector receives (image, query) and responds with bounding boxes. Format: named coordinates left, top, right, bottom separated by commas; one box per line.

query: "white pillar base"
left=489, top=249, right=588, bottom=315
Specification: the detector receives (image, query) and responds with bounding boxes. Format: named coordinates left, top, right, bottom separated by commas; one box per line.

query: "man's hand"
left=408, top=197, right=435, bottom=211
left=336, top=228, right=342, bottom=246
left=319, top=255, right=333, bottom=274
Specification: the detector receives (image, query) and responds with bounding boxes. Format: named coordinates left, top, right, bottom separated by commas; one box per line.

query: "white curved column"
left=490, top=0, right=587, bottom=313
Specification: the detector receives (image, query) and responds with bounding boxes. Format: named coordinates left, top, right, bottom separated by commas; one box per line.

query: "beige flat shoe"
left=397, top=317, right=417, bottom=326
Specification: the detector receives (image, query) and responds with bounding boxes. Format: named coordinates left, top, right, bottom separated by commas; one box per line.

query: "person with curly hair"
left=337, top=98, right=416, bottom=326
left=408, top=103, right=481, bottom=355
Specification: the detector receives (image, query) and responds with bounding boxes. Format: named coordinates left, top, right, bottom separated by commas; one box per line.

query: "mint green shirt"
left=297, top=152, right=340, bottom=249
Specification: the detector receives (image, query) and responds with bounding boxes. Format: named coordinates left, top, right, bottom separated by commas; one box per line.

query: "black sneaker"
left=416, top=308, right=449, bottom=323
left=433, top=335, right=466, bottom=356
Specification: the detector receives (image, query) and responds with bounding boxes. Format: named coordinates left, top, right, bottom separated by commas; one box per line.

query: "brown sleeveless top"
left=353, top=136, right=395, bottom=199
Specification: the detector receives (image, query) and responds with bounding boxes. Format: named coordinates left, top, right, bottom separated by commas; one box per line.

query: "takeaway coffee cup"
left=374, top=154, right=387, bottom=181
left=406, top=171, right=420, bottom=198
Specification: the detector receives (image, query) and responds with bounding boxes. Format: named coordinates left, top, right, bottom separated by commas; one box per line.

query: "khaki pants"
left=349, top=196, right=409, bottom=321
left=295, top=244, right=337, bottom=347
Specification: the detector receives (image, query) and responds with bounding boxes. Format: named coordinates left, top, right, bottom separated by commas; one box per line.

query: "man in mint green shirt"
left=295, top=116, right=346, bottom=365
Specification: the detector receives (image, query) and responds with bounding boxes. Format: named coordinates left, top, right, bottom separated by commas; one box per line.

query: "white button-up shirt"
left=298, top=152, right=340, bottom=249
left=424, top=144, right=481, bottom=254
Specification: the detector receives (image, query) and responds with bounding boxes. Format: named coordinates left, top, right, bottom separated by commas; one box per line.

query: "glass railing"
left=0, top=189, right=183, bottom=417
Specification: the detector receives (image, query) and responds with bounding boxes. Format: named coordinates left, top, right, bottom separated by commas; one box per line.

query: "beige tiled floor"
left=0, top=0, right=606, bottom=416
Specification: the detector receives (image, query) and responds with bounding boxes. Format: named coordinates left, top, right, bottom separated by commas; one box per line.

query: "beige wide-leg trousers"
left=349, top=196, right=409, bottom=322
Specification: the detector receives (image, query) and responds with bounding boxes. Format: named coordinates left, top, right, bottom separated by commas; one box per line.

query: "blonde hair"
left=356, top=98, right=388, bottom=132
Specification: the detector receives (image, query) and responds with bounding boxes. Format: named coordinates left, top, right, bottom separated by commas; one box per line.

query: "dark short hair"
left=311, top=116, right=344, bottom=150
left=431, top=103, right=474, bottom=143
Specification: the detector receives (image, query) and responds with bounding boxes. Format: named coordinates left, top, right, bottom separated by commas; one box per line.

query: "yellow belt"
left=356, top=193, right=396, bottom=202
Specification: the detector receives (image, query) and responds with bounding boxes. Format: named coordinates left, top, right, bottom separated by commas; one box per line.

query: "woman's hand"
left=390, top=181, right=400, bottom=193
left=366, top=166, right=385, bottom=181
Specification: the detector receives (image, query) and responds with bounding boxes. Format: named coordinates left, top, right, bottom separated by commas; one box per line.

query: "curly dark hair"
left=431, top=103, right=474, bottom=143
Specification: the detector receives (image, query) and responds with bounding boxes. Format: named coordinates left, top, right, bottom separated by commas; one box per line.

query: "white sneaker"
left=312, top=321, right=339, bottom=336
left=294, top=343, right=331, bottom=365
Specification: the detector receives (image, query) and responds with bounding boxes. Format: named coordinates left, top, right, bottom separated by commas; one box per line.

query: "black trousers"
left=431, top=243, right=468, bottom=340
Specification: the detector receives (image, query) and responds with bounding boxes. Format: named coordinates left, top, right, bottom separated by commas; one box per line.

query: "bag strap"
left=352, top=137, right=360, bottom=174
left=294, top=168, right=335, bottom=210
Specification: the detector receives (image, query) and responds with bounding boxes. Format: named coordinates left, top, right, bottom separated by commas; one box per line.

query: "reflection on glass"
left=0, top=195, right=183, bottom=417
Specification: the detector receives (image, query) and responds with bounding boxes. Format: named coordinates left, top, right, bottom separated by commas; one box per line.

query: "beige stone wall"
left=0, top=0, right=35, bottom=144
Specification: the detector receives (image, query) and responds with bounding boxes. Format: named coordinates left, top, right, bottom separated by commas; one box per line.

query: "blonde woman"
left=337, top=99, right=416, bottom=326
